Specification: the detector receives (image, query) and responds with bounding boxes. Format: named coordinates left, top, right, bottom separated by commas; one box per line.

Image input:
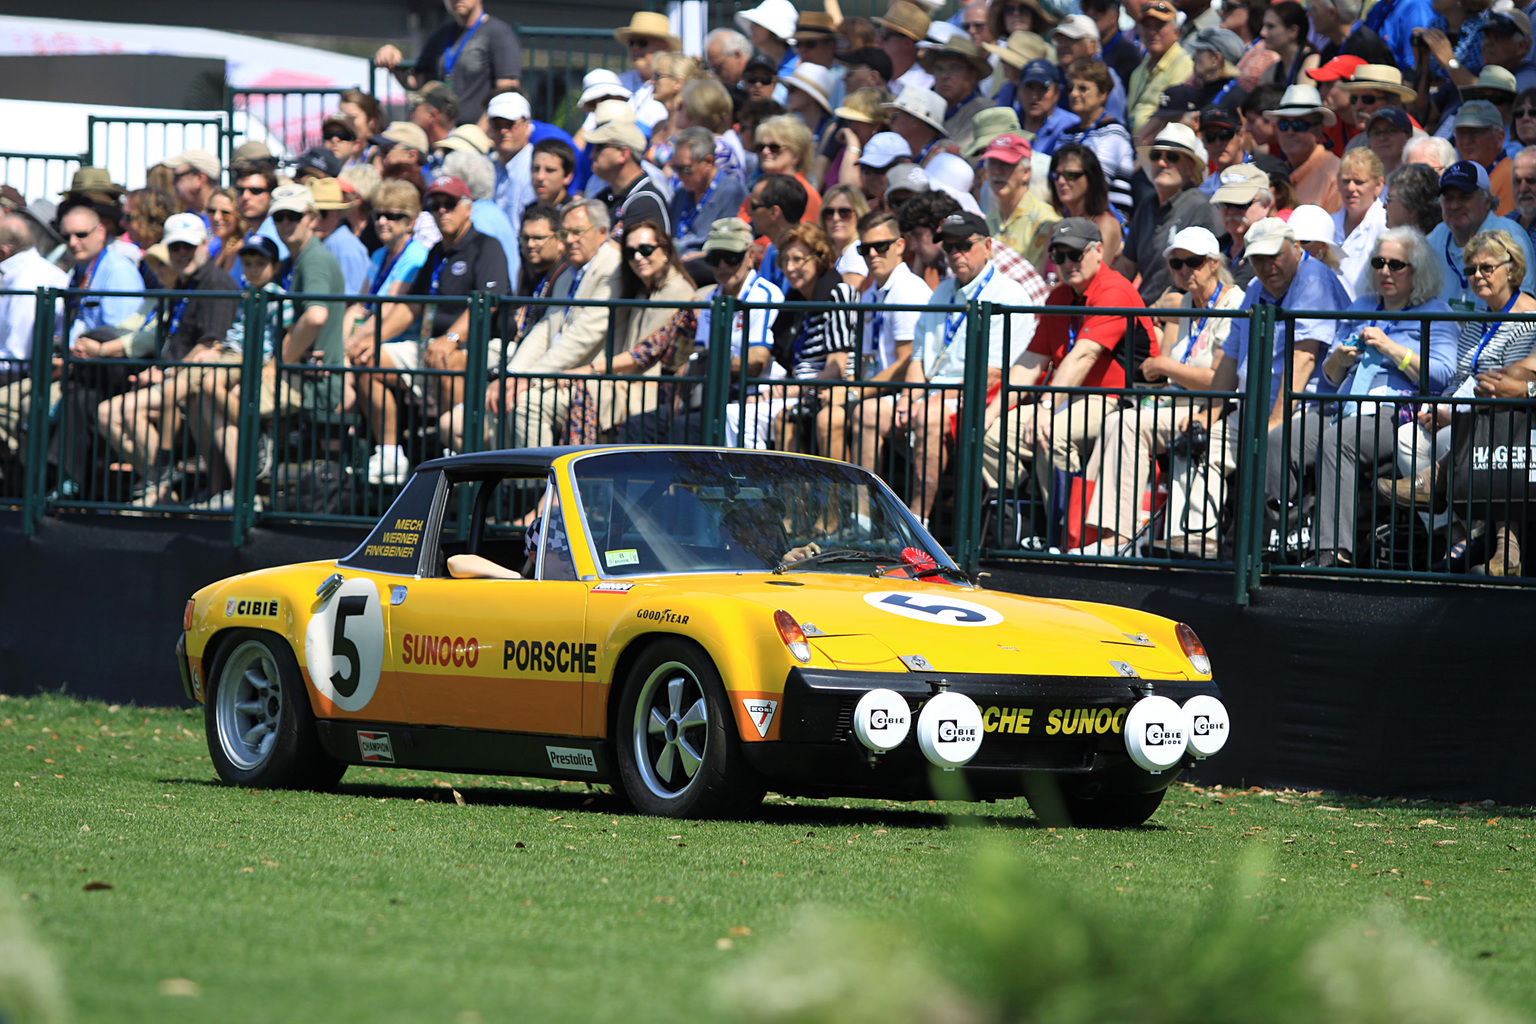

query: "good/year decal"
left=304, top=578, right=385, bottom=711
left=862, top=590, right=1003, bottom=627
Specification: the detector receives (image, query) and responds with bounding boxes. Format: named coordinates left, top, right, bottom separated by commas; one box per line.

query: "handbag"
left=1449, top=406, right=1536, bottom=507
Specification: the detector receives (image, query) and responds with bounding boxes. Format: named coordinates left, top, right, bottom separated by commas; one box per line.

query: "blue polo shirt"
left=1223, top=256, right=1351, bottom=408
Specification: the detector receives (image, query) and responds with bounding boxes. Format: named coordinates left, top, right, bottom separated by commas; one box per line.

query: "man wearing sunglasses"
left=983, top=217, right=1157, bottom=522
left=588, top=118, right=672, bottom=244
left=903, top=211, right=1038, bottom=523
left=1118, top=123, right=1226, bottom=303
left=670, top=127, right=748, bottom=260
left=1427, top=160, right=1536, bottom=308
left=693, top=217, right=781, bottom=404
left=374, top=0, right=521, bottom=126
left=1264, top=85, right=1342, bottom=213
left=1127, top=0, right=1193, bottom=134
left=1195, top=106, right=1250, bottom=197
left=229, top=161, right=287, bottom=287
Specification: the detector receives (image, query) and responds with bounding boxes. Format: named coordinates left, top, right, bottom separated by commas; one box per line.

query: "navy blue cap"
left=1020, top=59, right=1060, bottom=87
left=1155, top=84, right=1204, bottom=118
left=1439, top=159, right=1492, bottom=195
left=1366, top=106, right=1412, bottom=133
left=237, top=233, right=281, bottom=261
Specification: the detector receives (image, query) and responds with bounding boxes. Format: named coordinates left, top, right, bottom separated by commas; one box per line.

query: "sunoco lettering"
left=402, top=634, right=480, bottom=668
left=1043, top=707, right=1127, bottom=736
left=503, top=640, right=598, bottom=674
left=981, top=706, right=1035, bottom=735
left=636, top=608, right=690, bottom=624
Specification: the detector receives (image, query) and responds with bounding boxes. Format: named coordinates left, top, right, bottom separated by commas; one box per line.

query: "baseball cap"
left=1454, top=100, right=1505, bottom=130
left=1464, top=65, right=1519, bottom=100
left=1440, top=159, right=1492, bottom=194
left=1487, top=7, right=1533, bottom=36
left=1139, top=0, right=1176, bottom=22
left=232, top=141, right=273, bottom=163
left=268, top=184, right=315, bottom=216
left=982, top=133, right=1033, bottom=164
left=322, top=114, right=357, bottom=141
left=1209, top=164, right=1270, bottom=204
left=1307, top=54, right=1367, bottom=83
left=371, top=121, right=430, bottom=154
left=858, top=132, right=914, bottom=169
left=885, top=163, right=931, bottom=200
left=294, top=146, right=342, bottom=178
left=425, top=176, right=473, bottom=203
left=1155, top=84, right=1204, bottom=119
left=435, top=124, right=493, bottom=155
left=1051, top=14, right=1100, bottom=41
left=704, top=217, right=754, bottom=254
left=1163, top=226, right=1221, bottom=259
left=587, top=118, right=648, bottom=153
left=486, top=92, right=532, bottom=122
left=1243, top=217, right=1296, bottom=257
left=237, top=233, right=281, bottom=261
left=1049, top=217, right=1102, bottom=249
left=936, top=210, right=990, bottom=239
left=1367, top=106, right=1413, bottom=133
left=409, top=81, right=458, bottom=118
left=161, top=212, right=208, bottom=248
left=170, top=148, right=220, bottom=181
left=1020, top=58, right=1059, bottom=87
left=1199, top=105, right=1240, bottom=133
left=836, top=46, right=894, bottom=82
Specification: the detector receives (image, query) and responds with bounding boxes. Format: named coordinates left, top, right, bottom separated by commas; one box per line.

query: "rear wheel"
left=616, top=638, right=763, bottom=818
left=205, top=630, right=346, bottom=790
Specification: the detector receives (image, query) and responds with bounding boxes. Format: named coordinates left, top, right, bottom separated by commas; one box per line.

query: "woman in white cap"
left=1288, top=203, right=1351, bottom=293
left=1079, top=225, right=1241, bottom=556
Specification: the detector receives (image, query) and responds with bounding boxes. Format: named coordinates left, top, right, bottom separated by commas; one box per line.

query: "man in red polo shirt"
left=982, top=217, right=1158, bottom=510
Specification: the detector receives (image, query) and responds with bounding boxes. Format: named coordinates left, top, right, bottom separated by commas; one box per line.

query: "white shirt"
left=0, top=248, right=69, bottom=362
left=892, top=64, right=935, bottom=96
left=914, top=260, right=1036, bottom=383
left=1331, top=200, right=1387, bottom=301
left=835, top=241, right=869, bottom=279
left=861, top=260, right=932, bottom=372
left=694, top=270, right=785, bottom=369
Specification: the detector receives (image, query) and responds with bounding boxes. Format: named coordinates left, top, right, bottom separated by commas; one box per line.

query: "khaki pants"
left=488, top=379, right=576, bottom=449
left=981, top=393, right=1117, bottom=501
left=0, top=377, right=61, bottom=458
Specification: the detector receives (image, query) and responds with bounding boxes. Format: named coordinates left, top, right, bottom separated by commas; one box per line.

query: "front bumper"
left=741, top=667, right=1218, bottom=800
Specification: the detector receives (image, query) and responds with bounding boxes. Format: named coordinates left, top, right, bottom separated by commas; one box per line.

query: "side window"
left=433, top=473, right=546, bottom=578
left=539, top=482, right=577, bottom=582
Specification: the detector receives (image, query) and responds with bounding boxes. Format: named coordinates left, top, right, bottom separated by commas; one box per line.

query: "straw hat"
left=615, top=11, right=682, bottom=49
left=882, top=85, right=948, bottom=134
left=59, top=167, right=126, bottom=198
left=1333, top=64, right=1416, bottom=103
left=1263, top=84, right=1337, bottom=127
left=982, top=30, right=1057, bottom=72
left=986, top=0, right=1060, bottom=41
left=872, top=0, right=932, bottom=43
left=780, top=63, right=836, bottom=115
left=1135, top=122, right=1209, bottom=174
left=916, top=35, right=992, bottom=80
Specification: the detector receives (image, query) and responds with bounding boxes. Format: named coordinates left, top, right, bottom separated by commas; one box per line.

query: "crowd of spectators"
left=5, top=0, right=1536, bottom=573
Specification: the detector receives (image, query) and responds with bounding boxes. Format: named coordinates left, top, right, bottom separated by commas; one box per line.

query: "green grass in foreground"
left=3, top=692, right=1535, bottom=1024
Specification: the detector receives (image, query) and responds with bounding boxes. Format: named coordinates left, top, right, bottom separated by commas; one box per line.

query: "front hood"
left=667, top=573, right=1192, bottom=678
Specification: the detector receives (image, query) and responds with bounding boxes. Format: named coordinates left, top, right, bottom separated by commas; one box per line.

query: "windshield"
left=570, top=449, right=957, bottom=577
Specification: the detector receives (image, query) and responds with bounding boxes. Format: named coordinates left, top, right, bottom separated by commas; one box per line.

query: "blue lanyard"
left=1470, top=292, right=1520, bottom=374
left=942, top=266, right=993, bottom=350
left=563, top=266, right=585, bottom=318
left=168, top=297, right=188, bottom=336
left=372, top=243, right=407, bottom=296
left=430, top=253, right=449, bottom=294
left=1212, top=79, right=1238, bottom=106
left=1181, top=283, right=1223, bottom=364
left=442, top=13, right=486, bottom=78
left=675, top=172, right=720, bottom=240
left=1446, top=233, right=1470, bottom=293
left=945, top=88, right=981, bottom=121
left=915, top=137, right=942, bottom=165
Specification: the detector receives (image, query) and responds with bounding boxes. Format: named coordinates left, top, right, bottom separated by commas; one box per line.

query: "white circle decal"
left=1123, top=695, right=1190, bottom=772
left=1183, top=695, right=1230, bottom=757
left=862, top=590, right=1003, bottom=627
left=304, top=578, right=385, bottom=712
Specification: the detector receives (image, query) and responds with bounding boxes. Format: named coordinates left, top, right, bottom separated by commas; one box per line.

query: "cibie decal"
left=546, top=745, right=598, bottom=772
left=304, top=578, right=385, bottom=712
left=862, top=591, right=1003, bottom=627
left=357, top=731, right=394, bottom=763
left=225, top=598, right=279, bottom=618
left=741, top=698, right=778, bottom=738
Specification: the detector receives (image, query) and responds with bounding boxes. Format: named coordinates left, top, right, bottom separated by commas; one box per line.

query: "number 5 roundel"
left=863, top=590, right=1004, bottom=627
left=304, top=578, right=386, bottom=711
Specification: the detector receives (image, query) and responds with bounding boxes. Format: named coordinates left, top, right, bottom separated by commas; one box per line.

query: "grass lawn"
left=3, top=691, right=1535, bottom=1024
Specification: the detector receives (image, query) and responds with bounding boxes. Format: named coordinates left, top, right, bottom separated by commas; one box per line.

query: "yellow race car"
left=177, top=446, right=1228, bottom=826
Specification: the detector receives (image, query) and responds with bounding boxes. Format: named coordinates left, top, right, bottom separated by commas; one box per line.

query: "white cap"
left=1163, top=226, right=1220, bottom=259
left=735, top=0, right=799, bottom=42
left=1287, top=204, right=1346, bottom=261
left=925, top=152, right=975, bottom=195
left=486, top=92, right=532, bottom=122
left=858, top=132, right=914, bottom=168
left=161, top=212, right=208, bottom=248
left=881, top=85, right=948, bottom=134
left=885, top=162, right=930, bottom=199
left=579, top=70, right=631, bottom=108
left=1051, top=14, right=1101, bottom=42
left=1243, top=216, right=1297, bottom=257
left=922, top=21, right=965, bottom=46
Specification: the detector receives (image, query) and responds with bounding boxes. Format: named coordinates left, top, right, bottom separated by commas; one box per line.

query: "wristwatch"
left=446, top=331, right=461, bottom=346
left=1448, top=57, right=1461, bottom=70
left=1526, top=380, right=1536, bottom=399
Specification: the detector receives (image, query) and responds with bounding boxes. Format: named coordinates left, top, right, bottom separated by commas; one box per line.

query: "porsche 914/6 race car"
left=176, top=446, right=1229, bottom=826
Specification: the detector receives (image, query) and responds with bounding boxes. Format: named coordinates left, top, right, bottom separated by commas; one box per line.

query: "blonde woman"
left=739, top=115, right=822, bottom=223
left=818, top=184, right=871, bottom=287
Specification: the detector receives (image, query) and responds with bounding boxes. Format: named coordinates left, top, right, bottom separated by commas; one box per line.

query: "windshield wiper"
left=871, top=561, right=975, bottom=585
left=773, top=548, right=893, bottom=573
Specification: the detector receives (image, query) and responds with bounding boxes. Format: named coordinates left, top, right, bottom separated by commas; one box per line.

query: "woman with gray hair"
left=1276, top=225, right=1459, bottom=566
left=440, top=149, right=518, bottom=272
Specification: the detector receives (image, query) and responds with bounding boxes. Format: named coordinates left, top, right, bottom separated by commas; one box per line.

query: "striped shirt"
left=1445, top=315, right=1536, bottom=396
left=790, top=281, right=861, bottom=379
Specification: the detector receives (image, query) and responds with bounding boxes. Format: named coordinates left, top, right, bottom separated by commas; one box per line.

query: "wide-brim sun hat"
left=1135, top=122, right=1209, bottom=175
left=881, top=85, right=948, bottom=134
left=779, top=63, right=836, bottom=115
left=1287, top=204, right=1346, bottom=262
left=1263, top=84, right=1338, bottom=127
left=736, top=0, right=800, bottom=43
left=615, top=11, right=682, bottom=49
left=1333, top=64, right=1417, bottom=103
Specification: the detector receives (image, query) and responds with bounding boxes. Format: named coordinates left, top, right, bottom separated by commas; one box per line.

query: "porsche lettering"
left=981, top=706, right=1034, bottom=734
left=402, top=634, right=481, bottom=668
left=503, top=639, right=598, bottom=674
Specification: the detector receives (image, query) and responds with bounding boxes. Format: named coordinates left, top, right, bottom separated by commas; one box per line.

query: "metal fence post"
left=1231, top=300, right=1276, bottom=603
left=952, top=298, right=989, bottom=572
left=701, top=289, right=733, bottom=446
left=21, top=287, right=57, bottom=536
left=462, top=293, right=492, bottom=454
left=229, top=290, right=268, bottom=547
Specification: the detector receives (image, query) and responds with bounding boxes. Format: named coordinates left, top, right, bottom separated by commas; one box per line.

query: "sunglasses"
left=426, top=197, right=461, bottom=214
left=756, top=141, right=785, bottom=155
left=1349, top=93, right=1386, bottom=106
left=65, top=229, right=96, bottom=240
left=858, top=237, right=900, bottom=257
left=1276, top=118, right=1319, bottom=133
left=824, top=206, right=857, bottom=220
left=705, top=250, right=746, bottom=268
left=323, top=126, right=356, bottom=142
left=745, top=73, right=775, bottom=86
left=1149, top=148, right=1186, bottom=164
left=1218, top=200, right=1254, bottom=213
left=627, top=36, right=660, bottom=49
left=374, top=210, right=413, bottom=222
left=1200, top=128, right=1236, bottom=144
left=1167, top=255, right=1208, bottom=271
left=271, top=210, right=304, bottom=224
left=237, top=185, right=272, bottom=195
left=1002, top=3, right=1030, bottom=14
left=1468, top=258, right=1512, bottom=278
left=1049, top=168, right=1086, bottom=182
left=1517, top=108, right=1536, bottom=118
left=940, top=237, right=982, bottom=255
left=623, top=242, right=661, bottom=260
left=1370, top=256, right=1410, bottom=271
left=748, top=199, right=774, bottom=210
left=1049, top=245, right=1087, bottom=264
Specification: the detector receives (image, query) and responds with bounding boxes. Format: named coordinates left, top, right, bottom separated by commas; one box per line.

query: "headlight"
left=1175, top=622, right=1210, bottom=676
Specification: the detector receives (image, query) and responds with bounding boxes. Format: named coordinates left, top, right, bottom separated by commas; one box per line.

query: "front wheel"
left=615, top=638, right=762, bottom=818
left=205, top=629, right=346, bottom=791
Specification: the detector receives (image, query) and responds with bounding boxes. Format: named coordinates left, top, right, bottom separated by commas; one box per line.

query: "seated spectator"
left=373, top=3, right=521, bottom=124
left=1333, top=148, right=1387, bottom=295
left=509, top=204, right=569, bottom=337
left=1058, top=57, right=1136, bottom=216
left=1402, top=133, right=1457, bottom=176
left=1382, top=161, right=1442, bottom=234
left=1211, top=163, right=1279, bottom=289
left=986, top=0, right=1058, bottom=49
left=1014, top=59, right=1079, bottom=160
left=880, top=86, right=957, bottom=166
left=817, top=208, right=933, bottom=467
left=1481, top=8, right=1536, bottom=93
left=1118, top=123, right=1226, bottom=303
left=1512, top=146, right=1536, bottom=251
left=1429, top=160, right=1536, bottom=308
left=1452, top=101, right=1516, bottom=215
left=746, top=173, right=809, bottom=294
left=677, top=79, right=750, bottom=186
left=1047, top=143, right=1123, bottom=265
left=1306, top=56, right=1367, bottom=156
left=983, top=30, right=1054, bottom=109
left=1335, top=65, right=1417, bottom=154
left=369, top=121, right=433, bottom=192
left=1197, top=105, right=1251, bottom=197
left=1050, top=14, right=1130, bottom=126
left=263, top=183, right=346, bottom=428
left=1273, top=226, right=1456, bottom=567
left=706, top=26, right=753, bottom=89
left=1459, top=66, right=1523, bottom=162
left=1239, top=84, right=1286, bottom=160
left=780, top=63, right=837, bottom=143
left=588, top=114, right=672, bottom=241
left=818, top=184, right=871, bottom=287
left=1259, top=2, right=1321, bottom=89
left=653, top=52, right=708, bottom=122
left=343, top=179, right=430, bottom=349
left=982, top=217, right=1156, bottom=522
left=1128, top=0, right=1192, bottom=135
left=230, top=160, right=287, bottom=287
left=1266, top=84, right=1343, bottom=212
left=742, top=54, right=781, bottom=105
left=1186, top=28, right=1248, bottom=109
left=737, top=0, right=800, bottom=94
left=308, top=178, right=370, bottom=295
left=544, top=222, right=698, bottom=445
left=983, top=133, right=1060, bottom=267
left=920, top=36, right=996, bottom=155
left=294, top=146, right=344, bottom=185
left=823, top=86, right=893, bottom=193
left=874, top=0, right=934, bottom=95
left=204, top=188, right=247, bottom=276
left=1081, top=226, right=1244, bottom=557
left=1084, top=0, right=1140, bottom=88
left=853, top=131, right=913, bottom=212
left=742, top=115, right=822, bottom=226
left=902, top=210, right=1038, bottom=522
left=336, top=89, right=386, bottom=167
left=322, top=114, right=363, bottom=170
left=1364, top=107, right=1415, bottom=175
left=0, top=214, right=68, bottom=380
left=839, top=46, right=893, bottom=95
left=670, top=127, right=748, bottom=259
left=168, top=149, right=220, bottom=219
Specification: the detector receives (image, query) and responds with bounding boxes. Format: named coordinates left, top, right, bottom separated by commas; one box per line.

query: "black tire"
left=204, top=629, right=346, bottom=791
left=1032, top=786, right=1168, bottom=828
left=615, top=638, right=763, bottom=818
